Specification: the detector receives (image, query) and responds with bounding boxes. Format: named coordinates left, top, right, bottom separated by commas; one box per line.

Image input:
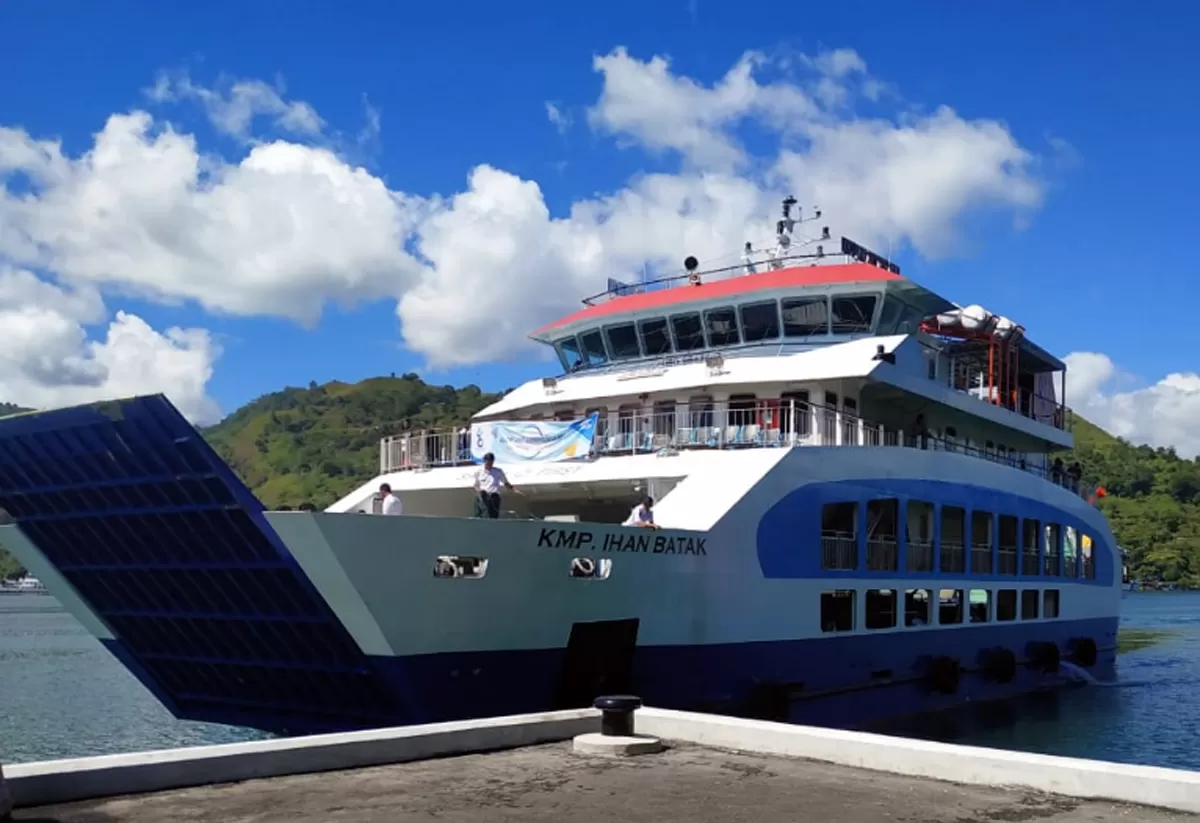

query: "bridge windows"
left=638, top=317, right=673, bottom=356
left=605, top=323, right=642, bottom=360
left=670, top=312, right=706, bottom=351
left=558, top=337, right=584, bottom=371
left=739, top=300, right=781, bottom=342
left=579, top=329, right=608, bottom=366
left=782, top=296, right=829, bottom=337
left=704, top=306, right=741, bottom=347
left=831, top=294, right=878, bottom=334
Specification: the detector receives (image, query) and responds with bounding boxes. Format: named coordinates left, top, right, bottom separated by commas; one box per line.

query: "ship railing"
left=1021, top=550, right=1039, bottom=576
left=820, top=533, right=857, bottom=570
left=997, top=546, right=1018, bottom=575
left=378, top=399, right=1091, bottom=497
left=970, top=542, right=993, bottom=574
left=939, top=539, right=965, bottom=573
left=866, top=537, right=898, bottom=571
left=906, top=539, right=933, bottom=572
left=1043, top=552, right=1062, bottom=576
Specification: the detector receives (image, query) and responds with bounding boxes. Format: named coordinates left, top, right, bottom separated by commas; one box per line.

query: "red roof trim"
left=533, top=263, right=902, bottom=336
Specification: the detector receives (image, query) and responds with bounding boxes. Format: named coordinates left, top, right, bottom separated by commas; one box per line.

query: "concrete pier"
left=6, top=706, right=1199, bottom=821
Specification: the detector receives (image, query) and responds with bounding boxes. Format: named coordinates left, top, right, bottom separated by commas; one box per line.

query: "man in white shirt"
left=474, top=452, right=516, bottom=519
left=379, top=483, right=403, bottom=516
left=623, top=496, right=659, bottom=529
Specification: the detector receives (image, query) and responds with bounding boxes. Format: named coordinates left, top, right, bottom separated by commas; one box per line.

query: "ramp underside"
left=0, top=395, right=401, bottom=733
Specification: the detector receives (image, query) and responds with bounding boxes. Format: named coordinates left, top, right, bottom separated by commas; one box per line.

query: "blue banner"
left=470, top=414, right=598, bottom=464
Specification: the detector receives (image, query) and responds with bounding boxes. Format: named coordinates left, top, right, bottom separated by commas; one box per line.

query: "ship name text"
left=536, top=527, right=706, bottom=556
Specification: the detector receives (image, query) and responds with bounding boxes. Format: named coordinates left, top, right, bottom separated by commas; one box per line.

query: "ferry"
left=0, top=575, right=47, bottom=595
left=0, top=200, right=1120, bottom=735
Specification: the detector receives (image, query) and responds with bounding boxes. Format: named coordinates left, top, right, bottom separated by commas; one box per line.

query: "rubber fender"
left=927, top=656, right=961, bottom=695
left=1069, top=637, right=1098, bottom=668
left=1025, top=641, right=1061, bottom=673
left=979, top=647, right=1017, bottom=683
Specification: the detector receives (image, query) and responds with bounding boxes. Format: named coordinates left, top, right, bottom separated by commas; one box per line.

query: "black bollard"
left=594, top=695, right=641, bottom=737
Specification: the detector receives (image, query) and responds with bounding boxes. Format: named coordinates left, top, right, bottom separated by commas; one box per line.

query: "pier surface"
left=15, top=742, right=1194, bottom=823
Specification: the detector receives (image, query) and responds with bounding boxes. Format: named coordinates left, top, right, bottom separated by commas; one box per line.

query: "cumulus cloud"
left=0, top=266, right=219, bottom=423
left=1064, top=353, right=1200, bottom=458
left=2, top=47, right=1070, bottom=422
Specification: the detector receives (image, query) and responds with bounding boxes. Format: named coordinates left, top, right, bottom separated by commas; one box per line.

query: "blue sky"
left=1, top=0, right=1198, bottom=448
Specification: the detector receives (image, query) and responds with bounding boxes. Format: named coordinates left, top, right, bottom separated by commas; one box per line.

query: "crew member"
left=379, top=483, right=403, bottom=516
left=623, top=496, right=659, bottom=529
left=475, top=452, right=517, bottom=519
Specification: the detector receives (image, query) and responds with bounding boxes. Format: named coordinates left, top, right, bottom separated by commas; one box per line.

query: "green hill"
left=1, top=382, right=1198, bottom=586
left=203, top=374, right=499, bottom=509
left=1066, top=413, right=1200, bottom=587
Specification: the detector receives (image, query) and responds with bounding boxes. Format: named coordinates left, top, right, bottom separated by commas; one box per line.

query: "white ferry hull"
left=0, top=396, right=1121, bottom=735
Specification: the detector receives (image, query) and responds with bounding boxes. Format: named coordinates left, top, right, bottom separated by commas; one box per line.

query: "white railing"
left=377, top=399, right=1093, bottom=497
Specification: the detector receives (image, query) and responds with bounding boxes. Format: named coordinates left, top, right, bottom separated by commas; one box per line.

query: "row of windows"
left=556, top=291, right=920, bottom=371
left=820, top=587, right=1061, bottom=633
left=820, top=500, right=1098, bottom=579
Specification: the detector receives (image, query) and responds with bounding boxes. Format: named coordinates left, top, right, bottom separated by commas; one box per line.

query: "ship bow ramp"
left=0, top=395, right=406, bottom=734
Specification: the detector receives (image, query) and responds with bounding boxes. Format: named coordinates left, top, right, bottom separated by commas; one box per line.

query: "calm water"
left=1, top=592, right=1197, bottom=768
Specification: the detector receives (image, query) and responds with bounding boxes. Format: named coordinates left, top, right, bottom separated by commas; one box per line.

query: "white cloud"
left=148, top=71, right=324, bottom=142
left=0, top=266, right=219, bottom=423
left=545, top=102, right=572, bottom=134
left=1064, top=352, right=1200, bottom=458
left=0, top=113, right=426, bottom=323
left=1, top=49, right=1063, bottom=419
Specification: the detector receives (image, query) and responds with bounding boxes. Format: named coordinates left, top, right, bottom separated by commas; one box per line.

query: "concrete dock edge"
left=4, top=709, right=596, bottom=808
left=5, top=707, right=1199, bottom=814
left=635, top=709, right=1200, bottom=814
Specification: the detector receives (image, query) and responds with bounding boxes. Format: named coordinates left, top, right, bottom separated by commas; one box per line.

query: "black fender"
left=978, top=647, right=1017, bottom=683
left=1069, top=637, right=1098, bottom=667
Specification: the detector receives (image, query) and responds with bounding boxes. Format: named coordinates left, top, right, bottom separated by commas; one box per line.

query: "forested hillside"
left=1, top=382, right=1198, bottom=586
left=1065, top=414, right=1200, bottom=587
left=204, top=375, right=499, bottom=509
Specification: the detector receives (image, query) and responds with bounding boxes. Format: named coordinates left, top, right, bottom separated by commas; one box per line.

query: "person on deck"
left=623, top=496, right=660, bottom=529
left=475, top=453, right=517, bottom=519
left=379, top=483, right=403, bottom=516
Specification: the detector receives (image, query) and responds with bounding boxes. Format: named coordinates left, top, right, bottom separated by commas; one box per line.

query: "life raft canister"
left=978, top=647, right=1017, bottom=683
left=1025, top=641, right=1061, bottom=673
left=1069, top=637, right=1098, bottom=668
left=927, top=656, right=961, bottom=694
